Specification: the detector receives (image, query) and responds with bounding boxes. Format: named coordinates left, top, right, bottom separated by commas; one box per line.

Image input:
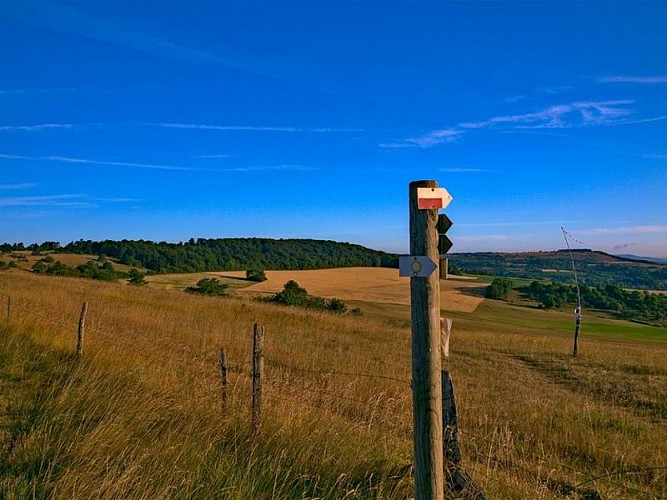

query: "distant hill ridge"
left=449, top=249, right=667, bottom=290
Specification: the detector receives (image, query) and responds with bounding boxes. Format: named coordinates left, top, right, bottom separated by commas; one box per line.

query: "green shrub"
left=246, top=269, right=267, bottom=282
left=268, top=281, right=348, bottom=313
left=186, top=278, right=229, bottom=296
left=485, top=278, right=513, bottom=300
left=127, top=268, right=148, bottom=286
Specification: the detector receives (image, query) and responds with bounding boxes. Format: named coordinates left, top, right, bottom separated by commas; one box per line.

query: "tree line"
left=1, top=239, right=398, bottom=274
left=522, top=281, right=666, bottom=322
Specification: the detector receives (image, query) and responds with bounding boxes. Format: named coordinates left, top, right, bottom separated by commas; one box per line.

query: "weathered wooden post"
left=573, top=306, right=581, bottom=357
left=442, top=370, right=485, bottom=498
left=219, top=347, right=228, bottom=415
left=77, top=301, right=88, bottom=357
left=408, top=180, right=448, bottom=499
left=441, top=371, right=460, bottom=465
left=251, top=323, right=265, bottom=432
left=439, top=257, right=449, bottom=280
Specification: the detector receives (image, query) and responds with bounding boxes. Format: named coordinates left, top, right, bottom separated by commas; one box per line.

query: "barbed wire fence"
left=217, top=322, right=665, bottom=500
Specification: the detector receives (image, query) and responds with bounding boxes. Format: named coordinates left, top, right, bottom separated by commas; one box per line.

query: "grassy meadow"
left=0, top=268, right=666, bottom=499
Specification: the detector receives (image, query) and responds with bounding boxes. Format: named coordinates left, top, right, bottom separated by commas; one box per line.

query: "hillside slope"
left=449, top=249, right=667, bottom=289
left=0, top=269, right=665, bottom=498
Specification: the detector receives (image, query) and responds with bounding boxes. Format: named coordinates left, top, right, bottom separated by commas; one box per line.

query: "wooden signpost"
left=407, top=180, right=453, bottom=499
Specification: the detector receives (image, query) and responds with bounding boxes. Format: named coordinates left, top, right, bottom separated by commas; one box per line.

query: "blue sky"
left=1, top=1, right=665, bottom=257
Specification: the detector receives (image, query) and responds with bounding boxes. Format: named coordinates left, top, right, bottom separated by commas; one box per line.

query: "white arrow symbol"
left=398, top=256, right=437, bottom=277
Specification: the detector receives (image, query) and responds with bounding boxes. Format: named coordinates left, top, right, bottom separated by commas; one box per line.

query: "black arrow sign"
left=439, top=234, right=453, bottom=255
left=438, top=214, right=453, bottom=234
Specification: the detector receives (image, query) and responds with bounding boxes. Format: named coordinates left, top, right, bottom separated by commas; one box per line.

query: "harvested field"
left=224, top=267, right=485, bottom=313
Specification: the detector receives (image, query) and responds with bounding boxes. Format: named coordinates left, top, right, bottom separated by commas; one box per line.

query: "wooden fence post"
left=573, top=307, right=581, bottom=357
left=442, top=370, right=486, bottom=499
left=252, top=323, right=265, bottom=432
left=441, top=371, right=460, bottom=465
left=219, top=347, right=228, bottom=415
left=77, top=301, right=88, bottom=357
left=409, top=180, right=444, bottom=499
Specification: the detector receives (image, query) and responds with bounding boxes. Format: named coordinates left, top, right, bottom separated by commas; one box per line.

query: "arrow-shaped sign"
left=437, top=214, right=453, bottom=234
left=439, top=235, right=453, bottom=255
left=399, top=255, right=437, bottom=277
left=417, top=187, right=452, bottom=210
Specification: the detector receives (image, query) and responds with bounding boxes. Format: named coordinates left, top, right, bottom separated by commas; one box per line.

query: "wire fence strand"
left=264, top=356, right=411, bottom=386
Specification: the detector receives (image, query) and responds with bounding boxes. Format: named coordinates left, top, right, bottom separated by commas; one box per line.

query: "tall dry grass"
left=1, top=269, right=666, bottom=499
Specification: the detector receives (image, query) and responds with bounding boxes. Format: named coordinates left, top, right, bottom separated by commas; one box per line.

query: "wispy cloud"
left=641, top=153, right=667, bottom=160
left=439, top=168, right=488, bottom=173
left=147, top=123, right=362, bottom=133
left=456, top=235, right=509, bottom=242
left=460, top=100, right=633, bottom=130
left=0, top=153, right=196, bottom=171
left=385, top=99, right=645, bottom=148
left=7, top=3, right=240, bottom=70
left=196, top=154, right=230, bottom=159
left=0, top=183, right=37, bottom=190
left=459, top=220, right=586, bottom=228
left=0, top=87, right=82, bottom=95
left=609, top=116, right=667, bottom=126
left=0, top=123, right=76, bottom=132
left=92, top=197, right=137, bottom=203
left=0, top=194, right=137, bottom=208
left=503, top=85, right=572, bottom=104
left=504, top=95, right=527, bottom=104
left=222, top=164, right=317, bottom=172
left=581, top=225, right=667, bottom=235
left=0, top=194, right=89, bottom=208
left=599, top=75, right=667, bottom=84
left=379, top=129, right=462, bottom=148
left=613, top=242, right=638, bottom=251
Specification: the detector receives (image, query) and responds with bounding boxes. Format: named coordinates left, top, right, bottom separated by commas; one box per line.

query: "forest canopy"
left=4, top=238, right=398, bottom=274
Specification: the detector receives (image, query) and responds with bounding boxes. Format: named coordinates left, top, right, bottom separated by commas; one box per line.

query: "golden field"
left=0, top=267, right=666, bottom=499
left=209, top=268, right=484, bottom=313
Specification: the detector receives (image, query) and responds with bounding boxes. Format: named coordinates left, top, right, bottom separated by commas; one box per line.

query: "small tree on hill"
left=246, top=269, right=267, bottom=282
left=485, top=278, right=513, bottom=300
left=128, top=268, right=148, bottom=286
left=186, top=278, right=229, bottom=296
left=273, top=280, right=308, bottom=306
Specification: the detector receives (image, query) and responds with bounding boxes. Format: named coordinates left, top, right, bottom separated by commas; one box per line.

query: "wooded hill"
left=3, top=240, right=665, bottom=290
left=37, top=238, right=399, bottom=273
left=449, top=249, right=667, bottom=290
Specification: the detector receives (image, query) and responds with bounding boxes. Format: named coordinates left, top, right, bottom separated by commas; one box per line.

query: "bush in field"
left=268, top=280, right=348, bottom=313
left=485, top=278, right=513, bottom=300
left=186, top=278, right=229, bottom=296
left=328, top=298, right=348, bottom=313
left=31, top=259, right=124, bottom=281
left=127, top=268, right=148, bottom=286
left=246, top=269, right=267, bottom=282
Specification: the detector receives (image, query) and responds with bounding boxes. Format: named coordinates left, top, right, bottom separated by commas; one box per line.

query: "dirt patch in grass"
left=512, top=354, right=667, bottom=420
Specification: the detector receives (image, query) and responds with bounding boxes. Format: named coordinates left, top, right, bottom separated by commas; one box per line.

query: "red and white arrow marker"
left=417, top=187, right=452, bottom=210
